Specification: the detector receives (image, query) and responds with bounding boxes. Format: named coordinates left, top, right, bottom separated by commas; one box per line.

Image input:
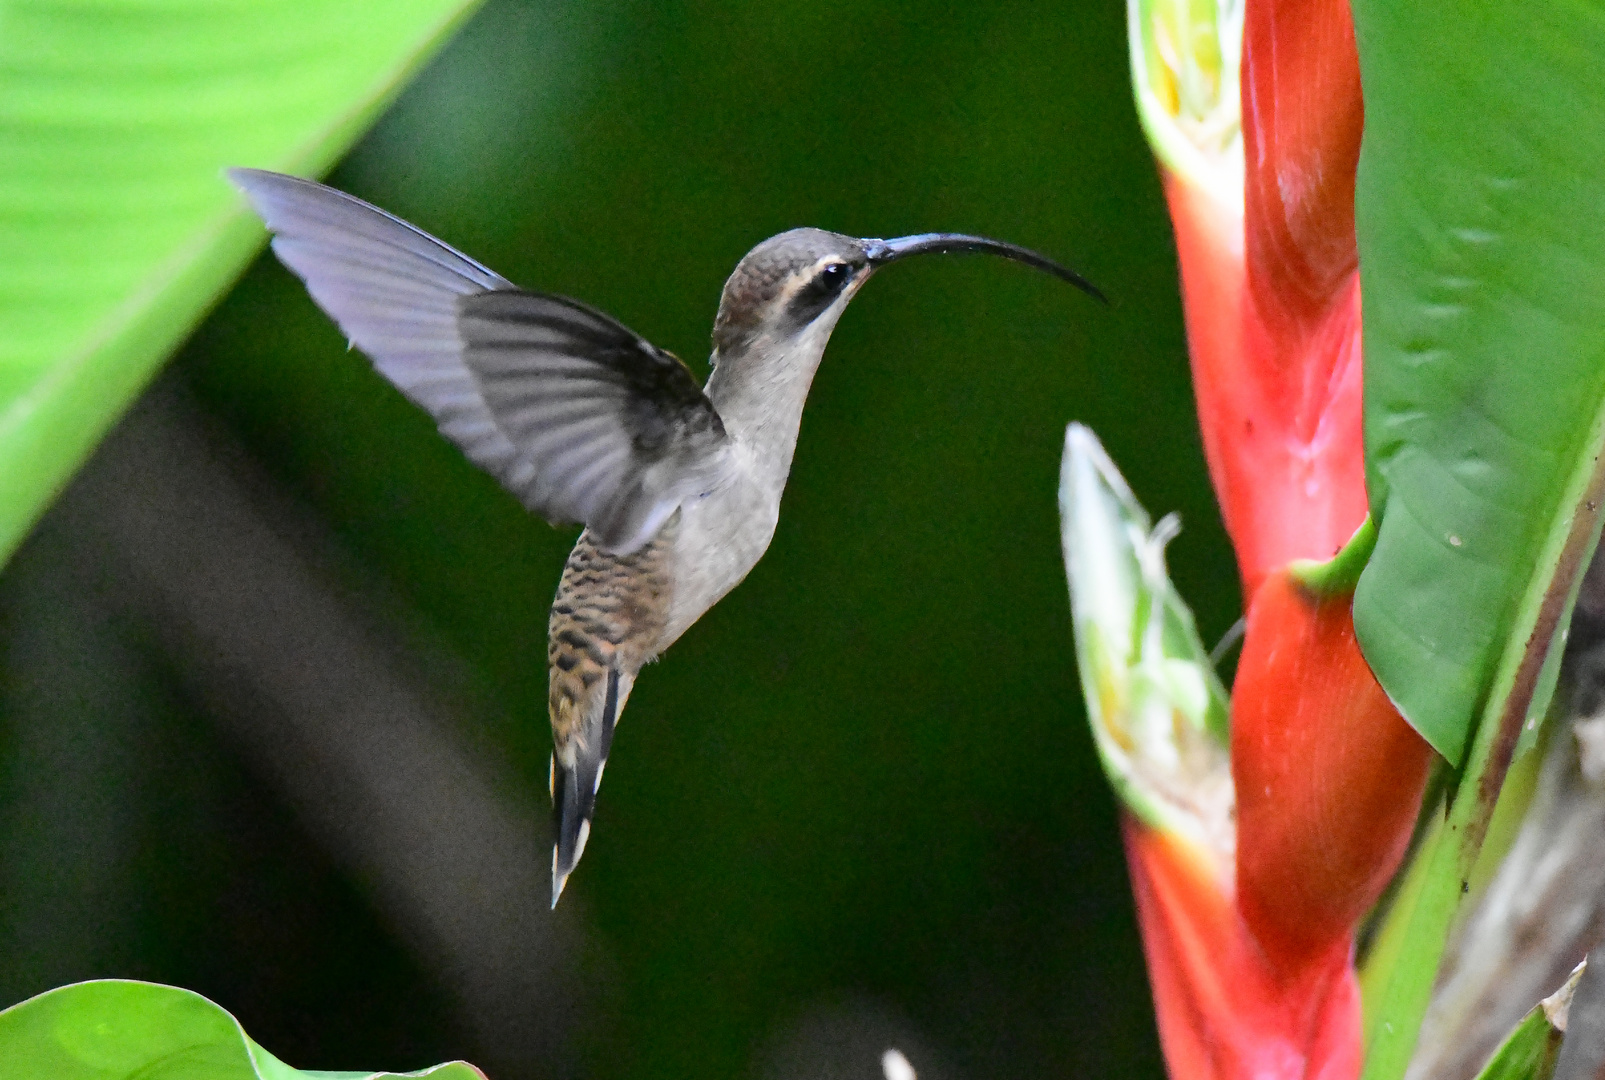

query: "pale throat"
left=704, top=312, right=841, bottom=493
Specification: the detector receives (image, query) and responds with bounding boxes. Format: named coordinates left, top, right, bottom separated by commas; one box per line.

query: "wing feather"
left=455, top=289, right=727, bottom=549
left=230, top=168, right=727, bottom=553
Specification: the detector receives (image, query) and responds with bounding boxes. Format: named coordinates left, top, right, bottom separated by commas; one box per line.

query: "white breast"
left=657, top=441, right=783, bottom=650
left=654, top=304, right=847, bottom=651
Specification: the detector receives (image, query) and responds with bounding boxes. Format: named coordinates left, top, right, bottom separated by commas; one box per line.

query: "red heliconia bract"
left=1131, top=0, right=1438, bottom=1076
left=1232, top=571, right=1433, bottom=975
left=1169, top=175, right=1366, bottom=600
left=1125, top=819, right=1362, bottom=1080
left=1179, top=0, right=1369, bottom=600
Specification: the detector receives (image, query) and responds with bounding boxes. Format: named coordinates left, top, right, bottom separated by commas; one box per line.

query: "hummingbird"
left=229, top=168, right=1102, bottom=904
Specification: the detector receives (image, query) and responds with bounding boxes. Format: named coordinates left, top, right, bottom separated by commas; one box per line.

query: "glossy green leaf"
left=1351, top=5, right=1605, bottom=1077
left=0, top=0, right=483, bottom=565
left=1351, top=1, right=1605, bottom=767
left=1471, top=1003, right=1564, bottom=1080
left=0, top=980, right=484, bottom=1080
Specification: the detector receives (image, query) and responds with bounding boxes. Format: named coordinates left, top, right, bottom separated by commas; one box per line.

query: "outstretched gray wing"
left=227, top=168, right=728, bottom=555
left=229, top=168, right=726, bottom=552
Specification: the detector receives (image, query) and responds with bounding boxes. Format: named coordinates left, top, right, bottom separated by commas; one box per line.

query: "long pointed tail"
left=551, top=667, right=620, bottom=906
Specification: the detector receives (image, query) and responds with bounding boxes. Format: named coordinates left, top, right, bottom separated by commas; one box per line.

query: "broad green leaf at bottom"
left=0, top=980, right=484, bottom=1080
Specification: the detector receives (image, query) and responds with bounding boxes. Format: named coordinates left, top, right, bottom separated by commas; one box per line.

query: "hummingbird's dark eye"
left=785, top=260, right=856, bottom=326
left=818, top=261, right=851, bottom=291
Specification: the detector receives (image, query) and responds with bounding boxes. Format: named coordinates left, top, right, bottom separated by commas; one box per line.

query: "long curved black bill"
left=862, top=232, right=1106, bottom=304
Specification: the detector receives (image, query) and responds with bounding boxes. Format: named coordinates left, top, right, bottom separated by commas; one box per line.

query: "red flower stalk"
left=1168, top=177, right=1366, bottom=599
left=1124, top=818, right=1361, bottom=1080
left=1118, top=0, right=1438, bottom=1076
left=1175, top=0, right=1368, bottom=597
left=1231, top=567, right=1432, bottom=975
left=1221, top=0, right=1432, bottom=994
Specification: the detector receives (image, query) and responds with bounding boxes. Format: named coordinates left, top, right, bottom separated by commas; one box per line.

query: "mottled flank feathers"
left=548, top=518, right=677, bottom=904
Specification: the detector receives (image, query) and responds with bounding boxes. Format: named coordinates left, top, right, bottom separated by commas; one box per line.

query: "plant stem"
left=1359, top=428, right=1605, bottom=1080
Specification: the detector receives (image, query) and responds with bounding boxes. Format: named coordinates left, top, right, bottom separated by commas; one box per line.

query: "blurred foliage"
left=0, top=0, right=481, bottom=564
left=1, top=1, right=1236, bottom=1078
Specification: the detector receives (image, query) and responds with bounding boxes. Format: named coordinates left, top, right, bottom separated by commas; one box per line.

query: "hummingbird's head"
left=711, top=228, right=871, bottom=358
left=710, top=227, right=1103, bottom=359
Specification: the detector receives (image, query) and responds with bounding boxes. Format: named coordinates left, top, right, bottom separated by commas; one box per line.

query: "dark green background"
left=0, top=1, right=1237, bottom=1077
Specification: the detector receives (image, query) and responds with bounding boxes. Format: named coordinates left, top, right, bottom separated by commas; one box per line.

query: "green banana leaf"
left=1351, top=4, right=1605, bottom=768
left=0, top=980, right=483, bottom=1080
left=0, top=0, right=482, bottom=565
left=1351, top=3, right=1605, bottom=1078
